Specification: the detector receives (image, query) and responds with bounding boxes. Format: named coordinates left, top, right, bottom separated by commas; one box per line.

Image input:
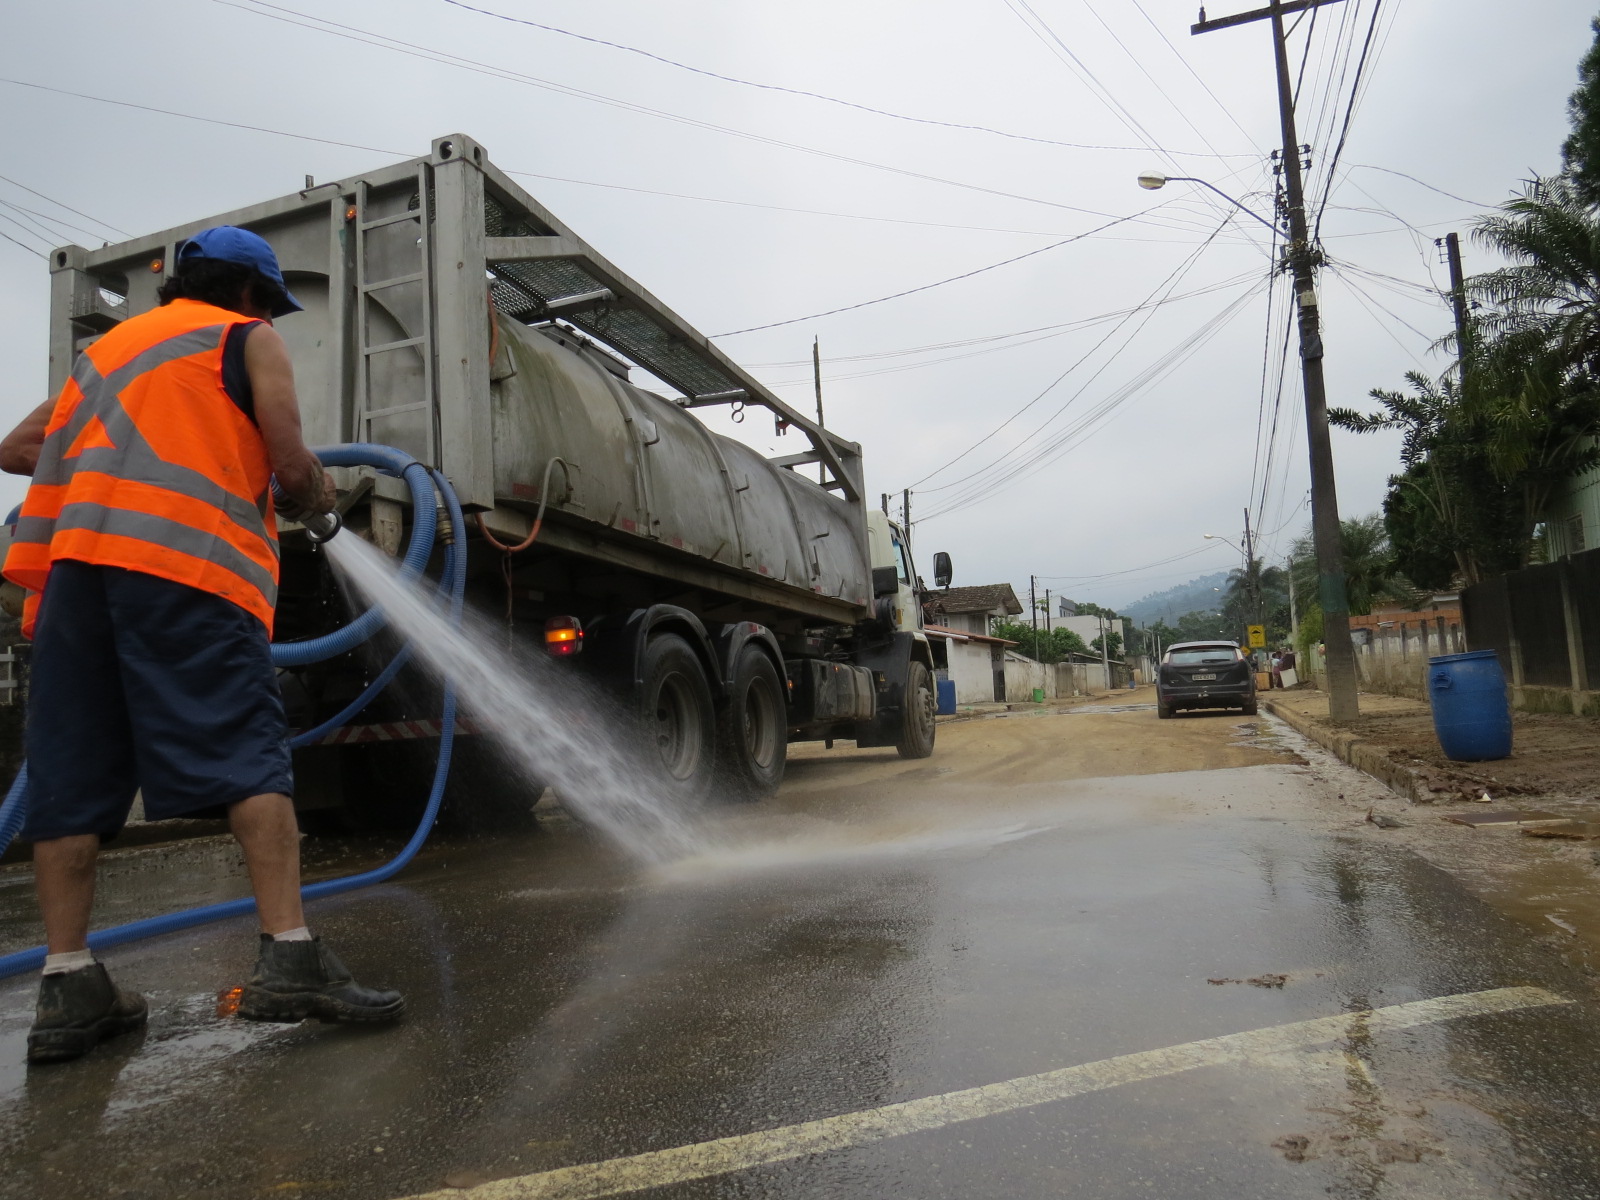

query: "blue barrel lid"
left=1428, top=649, right=1500, bottom=666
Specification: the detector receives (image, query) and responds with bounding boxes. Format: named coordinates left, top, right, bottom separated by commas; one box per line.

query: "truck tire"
left=639, top=632, right=717, bottom=802
left=896, top=660, right=937, bottom=759
left=717, top=646, right=787, bottom=801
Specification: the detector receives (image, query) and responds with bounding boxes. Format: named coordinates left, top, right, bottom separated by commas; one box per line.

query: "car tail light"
left=544, top=615, right=583, bottom=657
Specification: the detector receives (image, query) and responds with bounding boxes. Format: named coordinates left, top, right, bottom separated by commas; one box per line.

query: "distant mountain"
left=1120, top=571, right=1232, bottom=626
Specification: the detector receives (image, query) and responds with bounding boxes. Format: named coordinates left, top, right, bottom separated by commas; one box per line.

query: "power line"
left=435, top=0, right=1255, bottom=159
left=209, top=2, right=1215, bottom=228
left=1126, top=0, right=1263, bottom=151
left=1347, top=164, right=1493, bottom=208
left=920, top=276, right=1266, bottom=518
left=910, top=225, right=1243, bottom=489
left=1312, top=0, right=1387, bottom=239
left=713, top=211, right=1165, bottom=337
left=0, top=171, right=129, bottom=238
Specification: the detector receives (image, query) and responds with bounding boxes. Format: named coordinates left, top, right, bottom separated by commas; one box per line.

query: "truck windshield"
left=1167, top=647, right=1238, bottom=665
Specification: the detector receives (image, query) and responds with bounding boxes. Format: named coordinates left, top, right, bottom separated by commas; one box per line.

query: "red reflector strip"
left=288, top=716, right=481, bottom=747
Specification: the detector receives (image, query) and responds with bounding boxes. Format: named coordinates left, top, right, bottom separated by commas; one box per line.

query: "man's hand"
left=0, top=397, right=58, bottom=477
left=275, top=459, right=337, bottom=522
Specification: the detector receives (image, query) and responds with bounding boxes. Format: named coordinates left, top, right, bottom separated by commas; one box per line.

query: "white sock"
left=272, top=926, right=313, bottom=942
left=42, top=949, right=95, bottom=976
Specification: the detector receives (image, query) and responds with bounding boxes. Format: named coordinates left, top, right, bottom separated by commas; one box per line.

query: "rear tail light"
left=544, top=615, right=583, bottom=657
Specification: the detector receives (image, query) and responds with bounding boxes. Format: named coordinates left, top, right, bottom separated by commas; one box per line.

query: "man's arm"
left=244, top=323, right=336, bottom=516
left=0, top=397, right=58, bottom=477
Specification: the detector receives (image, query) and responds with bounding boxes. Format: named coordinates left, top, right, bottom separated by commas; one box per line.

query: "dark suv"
left=1157, top=641, right=1257, bottom=719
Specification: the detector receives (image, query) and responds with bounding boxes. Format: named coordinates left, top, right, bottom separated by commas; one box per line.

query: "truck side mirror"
left=933, top=552, right=952, bottom=589
left=872, top=565, right=899, bottom=598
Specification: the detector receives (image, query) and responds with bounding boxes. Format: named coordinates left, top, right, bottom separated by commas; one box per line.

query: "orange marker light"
left=544, top=616, right=583, bottom=657
left=216, top=985, right=244, bottom=1018
left=149, top=258, right=164, bottom=273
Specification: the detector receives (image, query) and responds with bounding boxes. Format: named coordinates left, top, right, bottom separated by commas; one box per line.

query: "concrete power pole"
left=1442, top=231, right=1470, bottom=352
left=1194, top=0, right=1360, bottom=722
left=1030, top=575, right=1039, bottom=650
left=812, top=338, right=826, bottom=486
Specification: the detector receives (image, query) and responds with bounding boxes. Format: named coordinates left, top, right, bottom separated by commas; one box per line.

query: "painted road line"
left=403, top=986, right=1570, bottom=1200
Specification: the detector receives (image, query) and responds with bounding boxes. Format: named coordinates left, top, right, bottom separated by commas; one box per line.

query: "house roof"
left=935, top=583, right=1023, bottom=616
left=924, top=622, right=1016, bottom=646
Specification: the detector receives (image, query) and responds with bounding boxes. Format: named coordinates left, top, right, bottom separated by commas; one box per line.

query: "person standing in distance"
left=0, top=226, right=403, bottom=1065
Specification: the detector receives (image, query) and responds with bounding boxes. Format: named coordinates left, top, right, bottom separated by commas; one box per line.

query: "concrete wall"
left=944, top=638, right=999, bottom=704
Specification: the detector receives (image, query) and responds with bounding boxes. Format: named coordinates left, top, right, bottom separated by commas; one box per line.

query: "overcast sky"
left=1, top=0, right=1592, bottom=611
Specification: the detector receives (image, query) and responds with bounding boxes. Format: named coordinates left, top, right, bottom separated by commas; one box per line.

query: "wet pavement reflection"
left=1, top=743, right=1598, bottom=1199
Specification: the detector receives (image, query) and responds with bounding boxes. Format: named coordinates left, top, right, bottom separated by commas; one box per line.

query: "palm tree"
left=1289, top=515, right=1407, bottom=617
left=1468, top=174, right=1600, bottom=374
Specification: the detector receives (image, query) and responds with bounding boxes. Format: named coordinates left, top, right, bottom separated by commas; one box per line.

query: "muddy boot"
left=237, top=935, right=404, bottom=1024
left=27, top=964, right=148, bottom=1064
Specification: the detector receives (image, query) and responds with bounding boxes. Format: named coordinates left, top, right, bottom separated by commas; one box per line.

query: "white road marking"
left=402, top=986, right=1569, bottom=1200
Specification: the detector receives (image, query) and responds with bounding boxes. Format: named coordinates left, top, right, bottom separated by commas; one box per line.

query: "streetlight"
left=1137, top=173, right=1279, bottom=233
left=1203, top=532, right=1245, bottom=557
left=1146, top=171, right=1360, bottom=722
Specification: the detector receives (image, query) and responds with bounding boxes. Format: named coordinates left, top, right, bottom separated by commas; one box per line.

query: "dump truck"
left=39, top=134, right=945, bottom=829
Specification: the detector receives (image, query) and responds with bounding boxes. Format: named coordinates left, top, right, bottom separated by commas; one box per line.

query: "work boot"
left=237, top=935, right=404, bottom=1024
left=27, top=964, right=148, bottom=1064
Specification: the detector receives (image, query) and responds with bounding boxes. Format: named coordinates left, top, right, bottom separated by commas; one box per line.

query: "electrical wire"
left=1126, top=0, right=1263, bottom=151
left=1312, top=0, right=1386, bottom=240
left=920, top=278, right=1266, bottom=519
left=435, top=0, right=1255, bottom=159
left=910, top=225, right=1245, bottom=489
left=0, top=170, right=130, bottom=238
left=207, top=2, right=1216, bottom=230
left=713, top=211, right=1165, bottom=337
left=1034, top=541, right=1227, bottom=582
left=1347, top=164, right=1493, bottom=208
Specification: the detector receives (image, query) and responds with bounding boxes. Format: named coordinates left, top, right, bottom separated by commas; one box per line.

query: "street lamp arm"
left=1137, top=173, right=1279, bottom=234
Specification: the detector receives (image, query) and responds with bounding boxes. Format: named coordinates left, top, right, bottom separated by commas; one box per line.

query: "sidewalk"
left=1262, top=687, right=1600, bottom=805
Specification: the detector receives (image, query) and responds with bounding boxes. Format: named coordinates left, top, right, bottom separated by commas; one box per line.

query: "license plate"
left=1191, top=673, right=1216, bottom=681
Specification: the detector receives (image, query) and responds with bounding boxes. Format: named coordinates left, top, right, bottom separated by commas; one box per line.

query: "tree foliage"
left=1565, top=17, right=1600, bottom=208
left=991, top=621, right=1088, bottom=663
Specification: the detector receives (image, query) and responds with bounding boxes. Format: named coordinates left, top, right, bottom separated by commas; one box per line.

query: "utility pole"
left=1044, top=589, right=1052, bottom=637
left=1242, top=505, right=1259, bottom=627
left=881, top=492, right=889, bottom=516
left=901, top=488, right=911, bottom=546
left=812, top=337, right=826, bottom=486
left=1030, top=575, right=1039, bottom=650
left=1287, top=555, right=1299, bottom=643
left=1194, top=0, right=1360, bottom=722
left=1442, top=232, right=1469, bottom=353
left=1099, top=614, right=1110, bottom=685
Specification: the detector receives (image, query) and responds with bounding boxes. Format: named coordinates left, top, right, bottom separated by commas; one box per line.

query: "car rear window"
left=1167, top=647, right=1239, bottom=665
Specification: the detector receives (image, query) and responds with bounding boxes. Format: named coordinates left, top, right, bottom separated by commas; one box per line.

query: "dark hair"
left=156, top=256, right=287, bottom=314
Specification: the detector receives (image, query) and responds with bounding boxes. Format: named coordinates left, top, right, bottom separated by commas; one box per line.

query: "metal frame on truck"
left=43, top=134, right=941, bottom=830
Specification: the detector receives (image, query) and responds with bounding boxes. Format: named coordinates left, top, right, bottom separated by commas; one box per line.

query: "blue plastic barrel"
left=1427, top=650, right=1512, bottom=761
left=936, top=678, right=957, bottom=716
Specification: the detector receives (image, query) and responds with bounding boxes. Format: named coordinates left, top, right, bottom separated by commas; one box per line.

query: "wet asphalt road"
left=2, top=705, right=1599, bottom=1199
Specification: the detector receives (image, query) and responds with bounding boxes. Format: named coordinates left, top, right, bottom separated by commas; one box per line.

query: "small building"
left=925, top=584, right=1023, bottom=702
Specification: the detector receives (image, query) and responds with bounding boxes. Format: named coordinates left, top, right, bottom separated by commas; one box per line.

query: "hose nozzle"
left=302, top=509, right=343, bottom=544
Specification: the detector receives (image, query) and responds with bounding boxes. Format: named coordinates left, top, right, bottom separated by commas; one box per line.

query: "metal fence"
left=1462, top=548, right=1599, bottom=696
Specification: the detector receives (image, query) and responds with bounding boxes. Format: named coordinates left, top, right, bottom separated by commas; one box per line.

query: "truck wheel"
left=896, top=660, right=937, bottom=759
left=717, top=647, right=787, bottom=801
left=639, top=633, right=717, bottom=802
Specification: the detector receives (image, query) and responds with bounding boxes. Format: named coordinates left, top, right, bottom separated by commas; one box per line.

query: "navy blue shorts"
left=22, top=560, right=293, bottom=841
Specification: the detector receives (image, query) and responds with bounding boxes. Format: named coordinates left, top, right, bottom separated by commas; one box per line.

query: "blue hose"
left=0, top=446, right=466, bottom=979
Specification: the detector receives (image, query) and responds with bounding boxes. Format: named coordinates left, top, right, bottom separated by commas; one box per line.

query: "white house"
left=925, top=584, right=1023, bottom=703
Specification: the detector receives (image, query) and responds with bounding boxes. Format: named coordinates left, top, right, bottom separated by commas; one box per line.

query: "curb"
left=1260, top=696, right=1428, bottom=804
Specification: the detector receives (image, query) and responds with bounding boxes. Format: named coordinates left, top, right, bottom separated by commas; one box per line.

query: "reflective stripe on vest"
left=4, top=301, right=279, bottom=635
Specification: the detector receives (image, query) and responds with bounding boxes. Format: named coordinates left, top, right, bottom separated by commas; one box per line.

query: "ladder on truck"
left=351, top=170, right=440, bottom=467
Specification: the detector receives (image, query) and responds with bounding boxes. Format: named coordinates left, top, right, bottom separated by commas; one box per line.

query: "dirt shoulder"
left=1264, top=687, right=1600, bottom=804
left=1262, top=687, right=1600, bottom=980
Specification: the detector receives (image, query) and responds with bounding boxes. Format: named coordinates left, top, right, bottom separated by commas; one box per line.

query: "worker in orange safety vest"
left=1, top=226, right=403, bottom=1065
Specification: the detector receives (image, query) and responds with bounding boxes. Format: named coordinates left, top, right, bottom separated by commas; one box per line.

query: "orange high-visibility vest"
left=4, top=298, right=280, bottom=636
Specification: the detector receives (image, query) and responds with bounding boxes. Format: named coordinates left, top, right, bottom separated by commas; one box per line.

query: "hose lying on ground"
left=0, top=443, right=465, bottom=980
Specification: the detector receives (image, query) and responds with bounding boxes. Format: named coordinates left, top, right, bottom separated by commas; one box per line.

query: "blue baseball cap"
left=177, top=225, right=304, bottom=318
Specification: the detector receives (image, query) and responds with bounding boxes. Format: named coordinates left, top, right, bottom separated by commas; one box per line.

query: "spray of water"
left=322, top=534, right=714, bottom=862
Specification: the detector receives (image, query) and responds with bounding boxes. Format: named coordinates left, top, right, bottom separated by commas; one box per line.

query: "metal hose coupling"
left=435, top=504, right=455, bottom=546
left=302, top=509, right=344, bottom=544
